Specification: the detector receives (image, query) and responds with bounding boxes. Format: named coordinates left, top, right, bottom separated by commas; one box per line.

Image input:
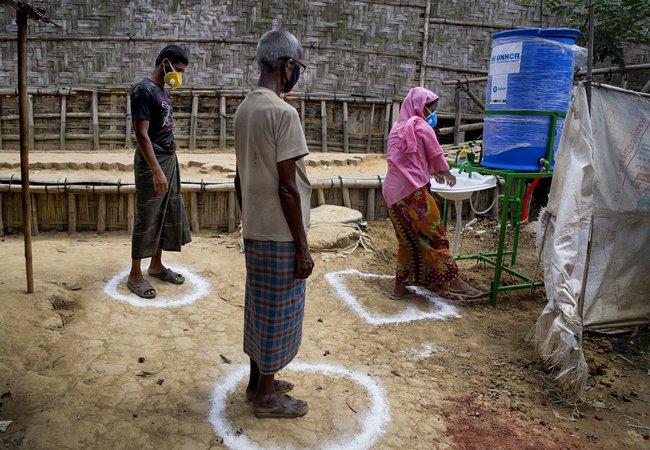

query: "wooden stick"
left=60, top=95, right=66, bottom=150
left=190, top=192, right=200, bottom=232
left=190, top=94, right=199, bottom=150
left=219, top=96, right=227, bottom=149
left=124, top=93, right=132, bottom=148
left=31, top=193, right=38, bottom=235
left=227, top=191, right=236, bottom=233
left=97, top=194, right=106, bottom=234
left=321, top=100, right=328, bottom=152
left=67, top=193, right=76, bottom=234
left=366, top=103, right=375, bottom=153
left=383, top=102, right=391, bottom=152
left=17, top=11, right=34, bottom=292
left=28, top=94, right=34, bottom=150
left=343, top=101, right=349, bottom=153
left=92, top=91, right=99, bottom=150
left=366, top=188, right=375, bottom=221
left=342, top=187, right=351, bottom=208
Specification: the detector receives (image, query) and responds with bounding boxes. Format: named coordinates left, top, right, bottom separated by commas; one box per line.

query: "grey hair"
left=257, top=29, right=303, bottom=71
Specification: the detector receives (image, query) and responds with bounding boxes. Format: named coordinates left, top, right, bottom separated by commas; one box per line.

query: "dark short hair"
left=155, top=45, right=189, bottom=67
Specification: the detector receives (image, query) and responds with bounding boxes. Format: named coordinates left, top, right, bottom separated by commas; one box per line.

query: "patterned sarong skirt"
left=243, top=239, right=306, bottom=375
left=388, top=185, right=459, bottom=287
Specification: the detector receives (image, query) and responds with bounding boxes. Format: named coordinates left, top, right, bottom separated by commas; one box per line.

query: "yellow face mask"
left=163, top=60, right=182, bottom=89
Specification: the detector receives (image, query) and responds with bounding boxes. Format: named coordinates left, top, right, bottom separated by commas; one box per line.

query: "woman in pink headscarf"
left=382, top=87, right=482, bottom=300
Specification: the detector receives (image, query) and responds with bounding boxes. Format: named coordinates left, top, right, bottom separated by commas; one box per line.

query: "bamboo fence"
left=0, top=171, right=498, bottom=235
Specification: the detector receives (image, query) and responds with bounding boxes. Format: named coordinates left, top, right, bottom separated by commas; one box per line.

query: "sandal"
left=127, top=279, right=156, bottom=299
left=149, top=268, right=185, bottom=285
left=253, top=395, right=309, bottom=419
left=448, top=286, right=483, bottom=300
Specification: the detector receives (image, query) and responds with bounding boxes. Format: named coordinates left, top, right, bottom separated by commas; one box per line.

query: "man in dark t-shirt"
left=126, top=45, right=192, bottom=299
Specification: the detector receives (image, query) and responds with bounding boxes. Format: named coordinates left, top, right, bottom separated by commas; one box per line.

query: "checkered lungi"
left=243, top=239, right=306, bottom=375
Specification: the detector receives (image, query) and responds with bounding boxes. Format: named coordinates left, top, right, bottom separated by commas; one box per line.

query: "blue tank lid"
left=493, top=27, right=581, bottom=41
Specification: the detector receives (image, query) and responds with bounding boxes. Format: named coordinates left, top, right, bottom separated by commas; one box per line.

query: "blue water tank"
left=482, top=28, right=581, bottom=171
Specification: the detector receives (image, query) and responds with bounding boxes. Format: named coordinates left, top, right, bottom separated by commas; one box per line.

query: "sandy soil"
left=0, top=152, right=649, bottom=450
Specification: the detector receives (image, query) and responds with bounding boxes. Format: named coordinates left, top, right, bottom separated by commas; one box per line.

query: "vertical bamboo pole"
left=67, top=193, right=76, bottom=234
left=28, top=94, right=34, bottom=150
left=0, top=98, right=4, bottom=149
left=454, top=83, right=463, bottom=145
left=342, top=187, right=351, bottom=208
left=190, top=94, right=199, bottom=150
left=342, top=101, right=349, bottom=153
left=219, top=96, right=227, bottom=149
left=92, top=90, right=99, bottom=150
left=17, top=11, right=34, bottom=292
left=190, top=192, right=200, bottom=232
left=383, top=101, right=391, bottom=152
left=366, top=188, right=375, bottom=221
left=97, top=194, right=106, bottom=234
left=127, top=193, right=135, bottom=235
left=317, top=189, right=326, bottom=206
left=419, top=0, right=431, bottom=87
left=125, top=94, right=132, bottom=148
left=60, top=94, right=67, bottom=150
left=30, top=193, right=38, bottom=235
left=320, top=100, right=328, bottom=152
left=300, top=99, right=306, bottom=130
left=227, top=191, right=236, bottom=233
left=0, top=192, right=4, bottom=236
left=366, top=103, right=375, bottom=153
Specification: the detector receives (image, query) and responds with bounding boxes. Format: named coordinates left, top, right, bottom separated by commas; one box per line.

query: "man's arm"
left=277, top=157, right=314, bottom=279
left=134, top=119, right=168, bottom=193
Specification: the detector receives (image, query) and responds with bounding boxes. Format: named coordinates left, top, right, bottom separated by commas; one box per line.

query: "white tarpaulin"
left=530, top=83, right=650, bottom=400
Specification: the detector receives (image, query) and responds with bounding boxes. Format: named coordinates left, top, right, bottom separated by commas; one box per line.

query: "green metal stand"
left=443, top=166, right=553, bottom=304
left=441, top=108, right=563, bottom=304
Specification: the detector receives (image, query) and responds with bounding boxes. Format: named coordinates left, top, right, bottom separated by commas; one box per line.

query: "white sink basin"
left=430, top=171, right=497, bottom=201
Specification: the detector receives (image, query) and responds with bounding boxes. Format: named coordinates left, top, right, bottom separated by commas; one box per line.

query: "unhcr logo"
left=490, top=52, right=521, bottom=64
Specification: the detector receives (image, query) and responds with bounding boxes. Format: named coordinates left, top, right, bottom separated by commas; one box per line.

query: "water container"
left=482, top=28, right=581, bottom=171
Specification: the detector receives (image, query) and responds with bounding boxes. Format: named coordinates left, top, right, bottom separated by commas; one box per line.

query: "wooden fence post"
left=219, top=96, right=227, bottom=149
left=97, top=194, right=106, bottom=234
left=366, top=188, right=375, bottom=221
left=67, top=193, right=76, bottom=234
left=366, top=103, right=375, bottom=154
left=30, top=193, right=38, bottom=235
left=190, top=192, right=200, bottom=232
left=321, top=100, right=328, bottom=152
left=343, top=101, right=349, bottom=153
left=60, top=95, right=67, bottom=150
left=28, top=94, right=34, bottom=150
left=92, top=91, right=99, bottom=150
left=190, top=94, right=199, bottom=150
left=125, top=94, right=132, bottom=148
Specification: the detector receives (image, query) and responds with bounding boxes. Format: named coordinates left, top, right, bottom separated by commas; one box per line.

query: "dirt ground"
left=0, top=152, right=649, bottom=449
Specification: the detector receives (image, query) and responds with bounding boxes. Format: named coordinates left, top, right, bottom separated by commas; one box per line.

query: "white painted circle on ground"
left=208, top=361, right=390, bottom=450
left=103, top=264, right=210, bottom=308
left=325, top=269, right=460, bottom=325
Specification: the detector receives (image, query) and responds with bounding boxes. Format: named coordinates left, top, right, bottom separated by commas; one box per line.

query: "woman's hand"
left=437, top=170, right=456, bottom=187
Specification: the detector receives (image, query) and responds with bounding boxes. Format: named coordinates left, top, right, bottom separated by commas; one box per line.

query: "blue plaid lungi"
left=243, top=239, right=306, bottom=375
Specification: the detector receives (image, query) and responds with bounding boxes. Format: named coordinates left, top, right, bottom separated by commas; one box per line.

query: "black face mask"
left=280, top=59, right=301, bottom=94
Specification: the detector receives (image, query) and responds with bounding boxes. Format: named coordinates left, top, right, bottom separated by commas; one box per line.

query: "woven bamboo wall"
left=0, top=0, right=647, bottom=152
